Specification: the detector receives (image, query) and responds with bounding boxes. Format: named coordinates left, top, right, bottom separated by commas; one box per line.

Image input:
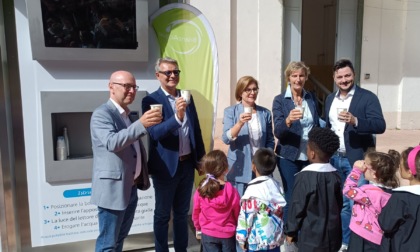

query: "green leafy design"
left=239, top=219, right=247, bottom=228
left=260, top=214, right=269, bottom=226
left=259, top=203, right=269, bottom=227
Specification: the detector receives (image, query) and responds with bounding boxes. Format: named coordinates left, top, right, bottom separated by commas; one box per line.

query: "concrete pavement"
left=375, top=129, right=420, bottom=153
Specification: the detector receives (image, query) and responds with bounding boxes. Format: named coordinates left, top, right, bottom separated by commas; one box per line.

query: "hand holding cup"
left=295, top=105, right=305, bottom=119
left=337, top=108, right=348, bottom=122
left=239, top=112, right=252, bottom=123
left=175, top=97, right=187, bottom=121
left=141, top=106, right=163, bottom=128
left=288, top=106, right=303, bottom=121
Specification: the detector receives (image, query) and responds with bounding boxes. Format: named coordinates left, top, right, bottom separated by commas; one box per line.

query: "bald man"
left=90, top=71, right=162, bottom=252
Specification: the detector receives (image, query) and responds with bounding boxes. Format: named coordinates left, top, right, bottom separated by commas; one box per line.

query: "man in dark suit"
left=142, top=57, right=206, bottom=252
left=90, top=71, right=162, bottom=252
left=324, top=59, right=386, bottom=252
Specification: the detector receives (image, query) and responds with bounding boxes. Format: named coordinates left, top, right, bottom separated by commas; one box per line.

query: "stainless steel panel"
left=1, top=0, right=26, bottom=250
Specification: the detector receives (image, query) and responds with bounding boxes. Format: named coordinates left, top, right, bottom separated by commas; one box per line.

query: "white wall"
left=192, top=0, right=420, bottom=133
left=190, top=0, right=283, bottom=136
left=361, top=0, right=420, bottom=129
left=188, top=0, right=233, bottom=121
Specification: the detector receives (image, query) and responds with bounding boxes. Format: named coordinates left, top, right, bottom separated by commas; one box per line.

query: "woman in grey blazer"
left=222, top=76, right=275, bottom=196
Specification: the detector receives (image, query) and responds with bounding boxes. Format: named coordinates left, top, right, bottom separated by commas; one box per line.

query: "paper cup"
left=150, top=104, right=163, bottom=114
left=181, top=90, right=191, bottom=104
left=244, top=106, right=252, bottom=114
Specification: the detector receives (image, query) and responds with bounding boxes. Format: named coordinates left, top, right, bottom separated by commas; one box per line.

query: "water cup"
left=244, top=106, right=252, bottom=114
left=181, top=90, right=191, bottom=104
left=295, top=105, right=305, bottom=118
left=337, top=108, right=347, bottom=119
left=150, top=104, right=163, bottom=114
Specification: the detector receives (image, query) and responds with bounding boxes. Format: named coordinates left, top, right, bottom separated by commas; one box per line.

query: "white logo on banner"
left=165, top=19, right=202, bottom=55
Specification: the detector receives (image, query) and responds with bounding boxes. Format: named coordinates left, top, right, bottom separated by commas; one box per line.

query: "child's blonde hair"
left=198, top=150, right=228, bottom=198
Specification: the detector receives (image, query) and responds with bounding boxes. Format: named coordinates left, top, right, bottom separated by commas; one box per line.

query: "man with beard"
left=324, top=59, right=386, bottom=252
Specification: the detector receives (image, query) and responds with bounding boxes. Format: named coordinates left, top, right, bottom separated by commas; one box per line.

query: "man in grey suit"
left=90, top=70, right=162, bottom=252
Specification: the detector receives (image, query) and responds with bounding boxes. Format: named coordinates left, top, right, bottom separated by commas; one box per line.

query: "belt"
left=335, top=151, right=347, bottom=157
left=179, top=153, right=192, bottom=161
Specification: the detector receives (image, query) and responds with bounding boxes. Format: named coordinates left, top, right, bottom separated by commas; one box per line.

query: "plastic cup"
left=181, top=90, right=191, bottom=104
left=150, top=104, right=163, bottom=114
left=337, top=108, right=348, bottom=119
left=244, top=106, right=252, bottom=114
left=295, top=105, right=305, bottom=118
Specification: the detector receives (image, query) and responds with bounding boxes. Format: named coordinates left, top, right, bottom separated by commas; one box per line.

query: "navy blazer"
left=142, top=88, right=206, bottom=179
left=222, top=103, right=275, bottom=183
left=272, top=90, right=320, bottom=161
left=325, top=85, right=386, bottom=166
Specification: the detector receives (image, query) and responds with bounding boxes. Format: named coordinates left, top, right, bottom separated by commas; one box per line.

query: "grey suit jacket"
left=90, top=100, right=150, bottom=210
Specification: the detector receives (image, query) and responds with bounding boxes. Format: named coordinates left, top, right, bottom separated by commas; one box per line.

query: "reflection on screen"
left=40, top=0, right=138, bottom=49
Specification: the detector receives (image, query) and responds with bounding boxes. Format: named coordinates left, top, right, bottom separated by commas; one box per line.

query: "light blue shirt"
left=160, top=87, right=191, bottom=156
left=284, top=84, right=314, bottom=161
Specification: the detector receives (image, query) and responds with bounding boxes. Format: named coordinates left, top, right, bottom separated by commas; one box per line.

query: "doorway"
left=283, top=0, right=361, bottom=115
left=301, top=0, right=337, bottom=93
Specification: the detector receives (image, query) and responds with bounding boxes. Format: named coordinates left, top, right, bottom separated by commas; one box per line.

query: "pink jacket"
left=192, top=182, right=240, bottom=238
left=343, top=167, right=392, bottom=245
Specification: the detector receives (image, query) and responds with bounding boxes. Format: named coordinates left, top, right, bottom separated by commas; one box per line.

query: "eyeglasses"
left=158, top=70, right=181, bottom=77
left=112, top=82, right=139, bottom=91
left=244, top=88, right=259, bottom=94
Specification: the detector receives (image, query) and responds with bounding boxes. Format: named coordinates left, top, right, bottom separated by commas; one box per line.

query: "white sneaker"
left=338, top=244, right=348, bottom=252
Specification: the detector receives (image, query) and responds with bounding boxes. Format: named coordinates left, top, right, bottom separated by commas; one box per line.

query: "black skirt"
left=348, top=231, right=380, bottom=252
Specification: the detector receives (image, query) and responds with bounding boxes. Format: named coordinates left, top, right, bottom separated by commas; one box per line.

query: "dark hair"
left=198, top=150, right=228, bottom=198
left=252, top=148, right=277, bottom=176
left=388, top=149, right=401, bottom=171
left=401, top=147, right=420, bottom=180
left=401, top=147, right=414, bottom=172
left=365, top=152, right=399, bottom=188
left=333, top=59, right=355, bottom=74
left=308, top=127, right=339, bottom=162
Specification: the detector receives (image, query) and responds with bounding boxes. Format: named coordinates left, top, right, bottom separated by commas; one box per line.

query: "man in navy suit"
left=90, top=71, right=162, bottom=252
left=142, top=57, right=206, bottom=252
left=324, top=59, right=386, bottom=251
